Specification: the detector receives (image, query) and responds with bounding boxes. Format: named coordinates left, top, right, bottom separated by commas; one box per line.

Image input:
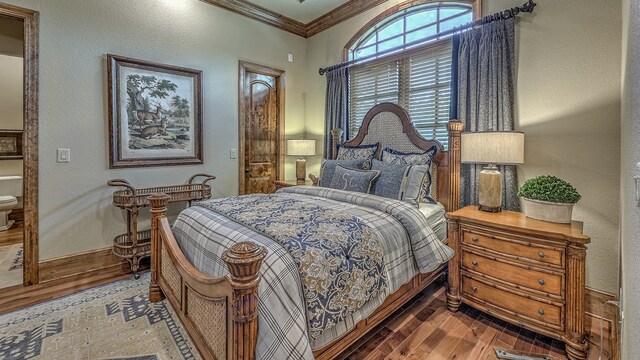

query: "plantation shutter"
left=349, top=41, right=453, bottom=148
left=348, top=60, right=400, bottom=138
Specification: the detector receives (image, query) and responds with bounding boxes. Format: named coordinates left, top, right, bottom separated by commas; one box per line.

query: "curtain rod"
left=318, top=0, right=536, bottom=76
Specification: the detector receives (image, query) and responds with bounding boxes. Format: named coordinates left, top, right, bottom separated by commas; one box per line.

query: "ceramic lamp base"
left=295, top=158, right=306, bottom=185
left=478, top=165, right=502, bottom=212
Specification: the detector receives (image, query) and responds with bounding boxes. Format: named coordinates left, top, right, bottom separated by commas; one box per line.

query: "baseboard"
left=0, top=247, right=137, bottom=315
left=39, top=247, right=130, bottom=283
left=585, top=287, right=619, bottom=360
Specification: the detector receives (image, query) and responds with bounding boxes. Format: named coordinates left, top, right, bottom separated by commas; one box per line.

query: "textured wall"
left=620, top=0, right=639, bottom=356
left=305, top=0, right=622, bottom=293
left=3, top=0, right=308, bottom=259
left=0, top=54, right=23, bottom=177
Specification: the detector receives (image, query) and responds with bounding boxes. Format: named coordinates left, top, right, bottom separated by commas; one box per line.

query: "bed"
left=147, top=103, right=464, bottom=360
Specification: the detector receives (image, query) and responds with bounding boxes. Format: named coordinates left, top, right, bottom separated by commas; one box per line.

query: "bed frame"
left=148, top=103, right=464, bottom=360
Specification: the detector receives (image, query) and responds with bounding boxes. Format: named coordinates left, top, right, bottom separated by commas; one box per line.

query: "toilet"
left=0, top=176, right=22, bottom=231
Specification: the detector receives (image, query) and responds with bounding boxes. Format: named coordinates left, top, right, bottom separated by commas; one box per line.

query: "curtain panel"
left=324, top=67, right=350, bottom=158
left=453, top=17, right=520, bottom=211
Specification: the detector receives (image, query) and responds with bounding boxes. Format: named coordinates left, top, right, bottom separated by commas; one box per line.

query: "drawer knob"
left=538, top=251, right=545, bottom=258
left=471, top=237, right=478, bottom=243
left=471, top=286, right=478, bottom=292
left=472, top=261, right=478, bottom=266
left=538, top=309, right=545, bottom=315
left=539, top=279, right=545, bottom=286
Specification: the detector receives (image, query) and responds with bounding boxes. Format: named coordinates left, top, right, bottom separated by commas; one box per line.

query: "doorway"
left=0, top=3, right=39, bottom=287
left=238, top=61, right=284, bottom=195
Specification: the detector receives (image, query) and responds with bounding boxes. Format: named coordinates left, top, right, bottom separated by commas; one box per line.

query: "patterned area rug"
left=0, top=244, right=22, bottom=288
left=0, top=274, right=201, bottom=360
left=8, top=246, right=22, bottom=271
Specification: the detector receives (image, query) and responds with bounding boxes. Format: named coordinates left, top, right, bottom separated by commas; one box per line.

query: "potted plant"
left=517, top=175, right=581, bottom=224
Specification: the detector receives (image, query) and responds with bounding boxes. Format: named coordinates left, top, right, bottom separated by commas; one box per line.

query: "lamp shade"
left=461, top=131, right=524, bottom=165
left=286, top=139, right=316, bottom=156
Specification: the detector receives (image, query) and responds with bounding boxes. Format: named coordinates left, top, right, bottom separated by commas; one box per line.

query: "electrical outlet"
left=57, top=149, right=70, bottom=163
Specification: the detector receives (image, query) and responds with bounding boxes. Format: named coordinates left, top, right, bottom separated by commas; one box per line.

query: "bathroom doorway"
left=0, top=3, right=39, bottom=287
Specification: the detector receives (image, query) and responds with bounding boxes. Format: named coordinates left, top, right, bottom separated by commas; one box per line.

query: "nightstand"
left=446, top=206, right=590, bottom=360
left=275, top=179, right=313, bottom=190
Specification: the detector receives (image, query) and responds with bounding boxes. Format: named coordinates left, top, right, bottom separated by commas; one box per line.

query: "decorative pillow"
left=318, top=159, right=371, bottom=187
left=328, top=165, right=380, bottom=194
left=336, top=143, right=379, bottom=161
left=371, top=160, right=429, bottom=207
left=381, top=145, right=437, bottom=166
left=381, top=146, right=438, bottom=203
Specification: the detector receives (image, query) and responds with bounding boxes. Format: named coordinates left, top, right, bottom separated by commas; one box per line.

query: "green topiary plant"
left=517, top=175, right=581, bottom=204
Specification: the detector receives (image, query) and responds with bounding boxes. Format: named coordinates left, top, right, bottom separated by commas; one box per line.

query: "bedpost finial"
left=148, top=193, right=170, bottom=211
left=222, top=242, right=267, bottom=280
left=447, top=120, right=464, bottom=134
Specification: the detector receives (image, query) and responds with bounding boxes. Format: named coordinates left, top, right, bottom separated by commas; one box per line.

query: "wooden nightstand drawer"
left=462, top=230, right=563, bottom=267
left=461, top=249, right=563, bottom=297
left=462, top=276, right=563, bottom=329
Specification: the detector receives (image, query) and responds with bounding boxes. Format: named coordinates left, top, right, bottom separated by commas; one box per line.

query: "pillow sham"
left=381, top=145, right=437, bottom=166
left=328, top=165, right=380, bottom=194
left=381, top=146, right=438, bottom=204
left=371, top=160, right=430, bottom=207
left=336, top=143, right=379, bottom=161
left=318, top=159, right=371, bottom=187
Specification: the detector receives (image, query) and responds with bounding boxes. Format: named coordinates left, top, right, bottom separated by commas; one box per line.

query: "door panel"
left=242, top=70, right=280, bottom=194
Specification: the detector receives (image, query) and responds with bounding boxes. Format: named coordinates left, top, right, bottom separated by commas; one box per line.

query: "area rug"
left=8, top=246, right=22, bottom=271
left=0, top=244, right=23, bottom=288
left=0, top=274, right=201, bottom=360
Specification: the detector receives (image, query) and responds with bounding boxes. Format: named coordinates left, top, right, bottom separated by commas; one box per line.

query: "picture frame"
left=108, top=55, right=203, bottom=168
left=0, top=130, right=23, bottom=160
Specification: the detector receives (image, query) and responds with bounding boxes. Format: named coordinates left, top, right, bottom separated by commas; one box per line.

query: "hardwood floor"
left=340, top=283, right=608, bottom=360
left=0, top=221, right=23, bottom=246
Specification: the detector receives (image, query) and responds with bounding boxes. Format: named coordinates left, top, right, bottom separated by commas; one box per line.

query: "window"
left=347, top=2, right=474, bottom=148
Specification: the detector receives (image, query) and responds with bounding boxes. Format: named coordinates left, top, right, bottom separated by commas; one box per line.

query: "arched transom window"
left=346, top=1, right=476, bottom=147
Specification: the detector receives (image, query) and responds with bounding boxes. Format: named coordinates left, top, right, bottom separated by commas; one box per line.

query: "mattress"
left=418, top=201, right=447, bottom=241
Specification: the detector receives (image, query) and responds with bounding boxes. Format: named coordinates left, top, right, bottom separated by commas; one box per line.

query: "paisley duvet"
left=172, top=186, right=454, bottom=360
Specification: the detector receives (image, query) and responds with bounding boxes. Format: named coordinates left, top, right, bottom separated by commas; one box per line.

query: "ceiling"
left=246, top=0, right=351, bottom=23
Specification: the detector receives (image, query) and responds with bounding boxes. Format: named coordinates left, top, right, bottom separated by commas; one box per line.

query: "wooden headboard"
left=332, top=103, right=463, bottom=212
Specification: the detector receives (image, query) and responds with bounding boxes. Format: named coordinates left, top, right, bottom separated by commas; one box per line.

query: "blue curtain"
left=324, top=67, right=350, bottom=158
left=452, top=17, right=520, bottom=211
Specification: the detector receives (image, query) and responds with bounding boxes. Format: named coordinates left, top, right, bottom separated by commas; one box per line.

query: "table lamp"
left=286, top=139, right=316, bottom=184
left=461, top=131, right=524, bottom=212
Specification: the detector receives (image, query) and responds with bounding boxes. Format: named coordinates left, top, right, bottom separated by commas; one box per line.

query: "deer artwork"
left=139, top=118, right=168, bottom=139
left=135, top=102, right=163, bottom=129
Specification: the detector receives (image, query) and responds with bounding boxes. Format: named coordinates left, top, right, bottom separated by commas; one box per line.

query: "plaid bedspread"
left=172, top=187, right=453, bottom=359
left=197, top=193, right=389, bottom=340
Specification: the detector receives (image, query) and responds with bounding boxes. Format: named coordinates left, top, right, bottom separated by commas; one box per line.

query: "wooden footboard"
left=148, top=194, right=267, bottom=360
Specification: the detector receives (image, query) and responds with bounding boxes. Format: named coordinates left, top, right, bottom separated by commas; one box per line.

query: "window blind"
left=349, top=40, right=453, bottom=148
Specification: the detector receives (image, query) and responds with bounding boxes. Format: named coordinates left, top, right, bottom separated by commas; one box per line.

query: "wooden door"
left=239, top=62, right=284, bottom=195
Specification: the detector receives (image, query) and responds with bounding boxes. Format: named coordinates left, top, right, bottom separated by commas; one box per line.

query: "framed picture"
left=108, top=55, right=203, bottom=168
left=0, top=130, right=23, bottom=160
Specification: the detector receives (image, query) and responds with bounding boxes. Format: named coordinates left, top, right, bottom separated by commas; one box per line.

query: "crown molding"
left=200, top=0, right=390, bottom=38
left=200, top=0, right=307, bottom=37
left=305, top=0, right=388, bottom=37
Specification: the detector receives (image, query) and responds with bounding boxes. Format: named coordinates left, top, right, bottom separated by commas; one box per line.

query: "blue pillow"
left=328, top=165, right=380, bottom=193
left=381, top=146, right=437, bottom=203
left=319, top=159, right=370, bottom=187
left=371, top=160, right=429, bottom=207
left=381, top=145, right=437, bottom=165
left=336, top=143, right=379, bottom=161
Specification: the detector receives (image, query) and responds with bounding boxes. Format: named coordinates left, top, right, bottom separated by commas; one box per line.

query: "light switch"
left=57, top=148, right=70, bottom=163
left=287, top=53, right=294, bottom=62
left=230, top=148, right=238, bottom=159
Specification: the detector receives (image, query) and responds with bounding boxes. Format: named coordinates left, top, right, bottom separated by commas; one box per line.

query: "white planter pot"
left=522, top=198, right=575, bottom=224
